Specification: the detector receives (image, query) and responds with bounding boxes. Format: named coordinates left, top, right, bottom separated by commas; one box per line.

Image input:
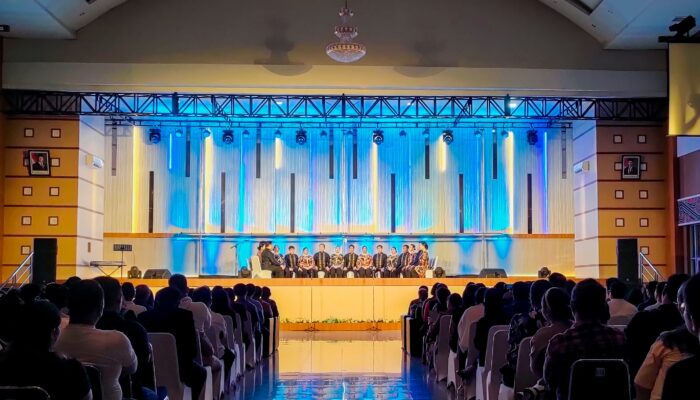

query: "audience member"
left=461, top=283, right=478, bottom=309
left=626, top=274, right=689, bottom=377
left=635, top=281, right=698, bottom=400
left=425, top=286, right=452, bottom=343
left=646, top=282, right=667, bottom=312
left=548, top=273, right=567, bottom=290
left=0, top=300, right=92, bottom=400
left=122, top=282, right=147, bottom=316
left=448, top=293, right=465, bottom=353
left=137, top=287, right=206, bottom=399
left=504, top=281, right=532, bottom=320
left=55, top=279, right=137, bottom=400
left=0, top=289, right=22, bottom=345
left=261, top=287, right=279, bottom=317
left=43, top=282, right=70, bottom=329
left=543, top=279, right=625, bottom=400
left=253, top=286, right=273, bottom=319
left=457, top=286, right=486, bottom=355
left=607, top=279, right=638, bottom=323
left=662, top=274, right=700, bottom=400
left=169, top=274, right=211, bottom=333
left=191, top=287, right=227, bottom=391
left=639, top=281, right=659, bottom=311
left=422, top=283, right=444, bottom=323
left=628, top=287, right=645, bottom=307
left=134, top=284, right=154, bottom=311
left=408, top=286, right=428, bottom=315
left=474, top=288, right=509, bottom=366
left=530, top=287, right=572, bottom=381
left=18, top=283, right=41, bottom=304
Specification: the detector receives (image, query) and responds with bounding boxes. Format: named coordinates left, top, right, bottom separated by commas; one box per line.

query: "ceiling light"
left=500, top=130, right=509, bottom=137
left=296, top=129, right=307, bottom=145
left=320, top=130, right=328, bottom=137
left=474, top=129, right=483, bottom=138
left=442, top=129, right=454, bottom=144
left=372, top=129, right=384, bottom=145
left=242, top=129, right=250, bottom=137
left=399, top=130, right=407, bottom=137
left=174, top=128, right=184, bottom=138
left=222, top=130, right=234, bottom=145
left=527, top=129, right=538, bottom=145
left=201, top=128, right=212, bottom=138
left=274, top=129, right=282, bottom=137
left=423, top=128, right=430, bottom=137
left=326, top=2, right=366, bottom=63
left=148, top=128, right=161, bottom=144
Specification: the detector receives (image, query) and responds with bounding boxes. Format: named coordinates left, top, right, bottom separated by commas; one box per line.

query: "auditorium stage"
left=119, top=277, right=534, bottom=330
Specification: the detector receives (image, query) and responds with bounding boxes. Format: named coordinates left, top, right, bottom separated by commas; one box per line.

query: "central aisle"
left=229, top=331, right=454, bottom=399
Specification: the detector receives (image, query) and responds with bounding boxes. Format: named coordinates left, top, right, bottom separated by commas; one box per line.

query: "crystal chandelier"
left=325, top=0, right=366, bottom=63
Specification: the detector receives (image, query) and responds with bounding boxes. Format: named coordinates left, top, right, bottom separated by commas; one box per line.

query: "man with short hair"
left=122, top=281, right=147, bottom=316
left=55, top=279, right=138, bottom=400
left=638, top=280, right=658, bottom=311
left=169, top=274, right=211, bottom=333
left=260, top=242, right=284, bottom=278
left=543, top=279, right=626, bottom=400
left=344, top=244, right=359, bottom=277
left=398, top=245, right=412, bottom=276
left=313, top=243, right=331, bottom=276
left=284, top=245, right=299, bottom=278
left=261, top=287, right=279, bottom=317
left=607, top=279, right=638, bottom=323
left=645, top=281, right=667, bottom=311
left=372, top=245, right=388, bottom=278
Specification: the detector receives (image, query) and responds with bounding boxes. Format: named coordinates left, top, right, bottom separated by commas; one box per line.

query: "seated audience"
left=448, top=293, right=466, bottom=354
left=0, top=289, right=22, bottom=346
left=503, top=281, right=532, bottom=320
left=646, top=282, right=667, bottom=312
left=408, top=286, right=428, bottom=315
left=191, top=287, right=228, bottom=388
left=627, top=286, right=645, bottom=308
left=607, top=279, right=638, bottom=323
left=19, top=283, right=42, bottom=304
left=530, top=287, right=572, bottom=381
left=253, top=286, right=273, bottom=319
left=42, top=282, right=70, bottom=329
left=137, top=287, right=207, bottom=399
left=169, top=274, right=211, bottom=333
left=122, top=282, right=147, bottom=316
left=457, top=286, right=486, bottom=356
left=635, top=282, right=698, bottom=400
left=662, top=274, right=700, bottom=400
left=0, top=300, right=92, bottom=400
left=626, top=274, right=689, bottom=378
left=474, top=288, right=510, bottom=367
left=501, top=279, right=551, bottom=387
left=54, top=279, right=137, bottom=400
left=261, top=287, right=279, bottom=317
left=543, top=279, right=626, bottom=400
left=548, top=272, right=567, bottom=290
left=425, top=286, right=452, bottom=343
left=94, top=277, right=155, bottom=400
left=134, top=284, right=154, bottom=311
left=422, top=283, right=444, bottom=323
left=639, top=281, right=659, bottom=311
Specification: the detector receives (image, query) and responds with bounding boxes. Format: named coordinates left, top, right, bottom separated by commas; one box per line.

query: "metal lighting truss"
left=2, top=90, right=667, bottom=122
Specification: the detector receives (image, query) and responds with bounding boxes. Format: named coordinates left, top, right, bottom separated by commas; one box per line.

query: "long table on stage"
left=120, top=277, right=530, bottom=330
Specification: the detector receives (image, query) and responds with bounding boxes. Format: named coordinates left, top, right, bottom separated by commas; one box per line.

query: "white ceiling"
left=0, top=0, right=697, bottom=49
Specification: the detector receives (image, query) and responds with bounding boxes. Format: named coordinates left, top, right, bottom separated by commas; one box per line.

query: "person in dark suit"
left=373, top=245, right=388, bottom=278
left=344, top=244, right=359, bottom=277
left=260, top=242, right=283, bottom=278
left=313, top=244, right=331, bottom=276
left=137, top=287, right=206, bottom=399
left=284, top=246, right=299, bottom=278
left=623, top=159, right=638, bottom=176
left=32, top=154, right=48, bottom=171
left=398, top=244, right=412, bottom=277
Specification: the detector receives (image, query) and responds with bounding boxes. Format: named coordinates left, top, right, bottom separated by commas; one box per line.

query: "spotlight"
left=670, top=16, right=696, bottom=37
left=274, top=129, right=282, bottom=137
left=222, top=130, right=234, bottom=145
left=242, top=129, right=250, bottom=137
left=174, top=128, right=184, bottom=138
left=295, top=129, right=307, bottom=145
left=474, top=129, right=483, bottom=138
left=372, top=129, right=384, bottom=145
left=423, top=128, right=430, bottom=137
left=399, top=130, right=407, bottom=137
left=527, top=129, right=538, bottom=145
left=442, top=129, right=454, bottom=144
left=201, top=128, right=212, bottom=138
left=500, top=130, right=509, bottom=138
left=320, top=130, right=328, bottom=137
left=148, top=128, right=161, bottom=144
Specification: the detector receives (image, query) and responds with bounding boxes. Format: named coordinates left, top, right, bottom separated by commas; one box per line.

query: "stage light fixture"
left=320, top=130, right=328, bottom=137
left=442, top=129, right=454, bottom=144
left=500, top=130, right=509, bottom=137
left=148, top=128, right=161, bottom=144
left=222, top=130, right=234, bottom=144
left=670, top=16, right=696, bottom=37
left=274, top=129, right=282, bottom=137
left=242, top=129, right=250, bottom=137
left=474, top=129, right=483, bottom=138
left=399, top=130, right=407, bottom=137
left=201, top=128, right=212, bottom=138
left=372, top=129, right=384, bottom=145
left=423, top=128, right=430, bottom=137
left=295, top=129, right=307, bottom=145
left=504, top=93, right=512, bottom=117
left=174, top=128, right=184, bottom=138
left=527, top=129, right=538, bottom=145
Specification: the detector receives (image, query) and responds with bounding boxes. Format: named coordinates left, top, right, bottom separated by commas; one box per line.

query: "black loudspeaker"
left=143, top=269, right=172, bottom=279
left=479, top=268, right=508, bottom=278
left=617, top=238, right=639, bottom=286
left=32, top=238, right=57, bottom=285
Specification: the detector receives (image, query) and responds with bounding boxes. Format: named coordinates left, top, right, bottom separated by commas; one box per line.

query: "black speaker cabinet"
left=32, top=238, right=57, bottom=285
left=143, top=269, right=172, bottom=279
left=479, top=268, right=508, bottom=278
left=617, top=238, right=639, bottom=286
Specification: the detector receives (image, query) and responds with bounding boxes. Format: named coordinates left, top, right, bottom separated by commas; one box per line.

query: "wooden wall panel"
left=679, top=149, right=700, bottom=198
left=3, top=118, right=79, bottom=148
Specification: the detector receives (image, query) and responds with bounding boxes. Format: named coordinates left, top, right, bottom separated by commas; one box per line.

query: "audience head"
left=530, top=280, right=553, bottom=312
left=68, top=279, right=104, bottom=325
left=122, top=282, right=136, bottom=302
left=682, top=274, right=700, bottom=337
left=626, top=287, right=644, bottom=306
left=605, top=277, right=619, bottom=291
left=19, top=283, right=42, bottom=304
left=447, top=293, right=462, bottom=312
left=548, top=273, right=567, bottom=289
left=475, top=287, right=487, bottom=305
left=542, top=287, right=572, bottom=323
left=168, top=274, right=189, bottom=298
left=261, top=286, right=272, bottom=299
left=43, top=283, right=69, bottom=310
left=656, top=281, right=667, bottom=302
left=154, top=287, right=183, bottom=310
left=234, top=283, right=248, bottom=298
left=191, top=286, right=212, bottom=306
left=253, top=286, right=262, bottom=300
left=63, top=276, right=82, bottom=290
left=665, top=274, right=690, bottom=304
left=494, top=282, right=507, bottom=293
left=211, top=287, right=231, bottom=311
left=245, top=283, right=256, bottom=297
left=430, top=282, right=441, bottom=297
left=645, top=280, right=658, bottom=299
left=609, top=279, right=627, bottom=300
left=94, top=276, right=123, bottom=313
left=418, top=286, right=429, bottom=300
left=436, top=286, right=451, bottom=305
left=570, top=279, right=608, bottom=323
left=12, top=300, right=62, bottom=352
left=462, top=283, right=479, bottom=308
left=134, top=284, right=154, bottom=309
left=483, top=288, right=504, bottom=315
left=512, top=281, right=530, bottom=303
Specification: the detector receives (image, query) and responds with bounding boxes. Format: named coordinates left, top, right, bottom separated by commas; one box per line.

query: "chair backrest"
left=83, top=364, right=103, bottom=400
left=568, top=359, right=631, bottom=400
left=223, top=315, right=236, bottom=349
left=487, top=329, right=509, bottom=393
left=465, top=319, right=480, bottom=369
left=250, top=256, right=261, bottom=273
left=234, top=314, right=244, bottom=346
left=148, top=332, right=185, bottom=398
left=206, top=320, right=225, bottom=358
left=436, top=315, right=452, bottom=353
left=514, top=337, right=537, bottom=393
left=607, top=315, right=632, bottom=326
left=484, top=325, right=509, bottom=370
left=0, top=386, right=50, bottom=400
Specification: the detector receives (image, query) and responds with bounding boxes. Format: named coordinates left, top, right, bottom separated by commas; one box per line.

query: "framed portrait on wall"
left=27, top=150, right=51, bottom=176
left=621, top=155, right=641, bottom=180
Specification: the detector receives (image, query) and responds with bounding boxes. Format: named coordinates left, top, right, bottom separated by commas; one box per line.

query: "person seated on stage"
left=329, top=246, right=345, bottom=278
left=284, top=245, right=299, bottom=278
left=134, top=284, right=154, bottom=311
left=398, top=244, right=412, bottom=277
left=357, top=246, right=374, bottom=278
left=55, top=279, right=138, bottom=400
left=407, top=242, right=430, bottom=278
left=138, top=287, right=207, bottom=399
left=121, top=282, right=147, bottom=316
left=260, top=242, right=284, bottom=278
left=383, top=247, right=400, bottom=278
left=0, top=300, right=93, bottom=400
left=403, top=244, right=418, bottom=277
left=313, top=243, right=331, bottom=276
left=261, top=287, right=279, bottom=318
left=272, top=245, right=286, bottom=274
left=373, top=245, right=388, bottom=278
left=344, top=245, right=359, bottom=277
left=298, top=247, right=318, bottom=278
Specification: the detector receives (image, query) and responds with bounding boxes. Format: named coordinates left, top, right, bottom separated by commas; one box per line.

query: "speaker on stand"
left=32, top=238, right=57, bottom=285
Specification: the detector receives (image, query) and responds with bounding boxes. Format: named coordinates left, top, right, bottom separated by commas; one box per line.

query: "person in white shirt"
left=121, top=282, right=147, bottom=316
left=54, top=280, right=137, bottom=400
left=457, top=287, right=486, bottom=354
left=607, top=279, right=638, bottom=324
left=169, top=274, right=212, bottom=332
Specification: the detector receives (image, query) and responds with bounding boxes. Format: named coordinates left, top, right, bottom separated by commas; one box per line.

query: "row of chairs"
left=402, top=315, right=632, bottom=400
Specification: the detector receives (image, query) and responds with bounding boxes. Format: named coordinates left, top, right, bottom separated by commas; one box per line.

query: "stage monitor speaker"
left=617, top=238, right=639, bottom=286
left=143, top=269, right=172, bottom=279
left=479, top=268, right=508, bottom=278
left=32, top=238, right=57, bottom=285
